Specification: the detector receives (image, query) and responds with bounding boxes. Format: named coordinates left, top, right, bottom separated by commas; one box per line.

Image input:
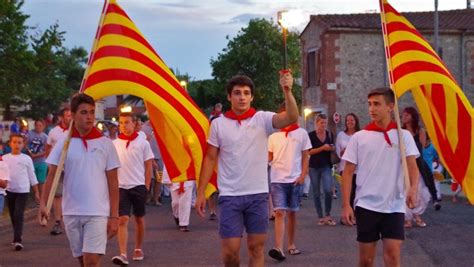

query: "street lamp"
left=180, top=80, right=188, bottom=92
left=277, top=10, right=289, bottom=70
left=120, top=105, right=132, bottom=113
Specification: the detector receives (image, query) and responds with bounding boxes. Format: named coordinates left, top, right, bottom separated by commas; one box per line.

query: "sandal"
left=288, top=248, right=301, bottom=255
left=268, top=248, right=286, bottom=261
left=325, top=219, right=337, bottom=226
left=415, top=219, right=427, bottom=227
left=317, top=219, right=326, bottom=226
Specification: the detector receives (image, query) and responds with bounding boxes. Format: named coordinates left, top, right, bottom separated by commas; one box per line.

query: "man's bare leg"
left=247, top=234, right=266, bottom=267
left=382, top=239, right=402, bottom=267
left=221, top=237, right=241, bottom=267
left=359, top=241, right=377, bottom=267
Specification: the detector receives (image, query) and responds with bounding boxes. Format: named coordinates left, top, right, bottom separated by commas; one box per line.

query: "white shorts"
left=63, top=215, right=108, bottom=257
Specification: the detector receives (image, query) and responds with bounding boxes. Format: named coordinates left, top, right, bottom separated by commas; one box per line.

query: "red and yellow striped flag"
left=80, top=0, right=217, bottom=197
left=380, top=0, right=474, bottom=204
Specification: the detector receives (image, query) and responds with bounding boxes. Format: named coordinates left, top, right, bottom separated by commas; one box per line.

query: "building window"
left=307, top=51, right=320, bottom=87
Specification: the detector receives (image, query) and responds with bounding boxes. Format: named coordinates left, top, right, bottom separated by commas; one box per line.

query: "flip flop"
left=288, top=248, right=301, bottom=255
left=317, top=219, right=326, bottom=226
left=325, top=219, right=337, bottom=226
left=268, top=248, right=286, bottom=261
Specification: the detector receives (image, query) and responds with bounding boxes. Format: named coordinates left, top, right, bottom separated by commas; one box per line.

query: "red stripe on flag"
left=91, top=45, right=200, bottom=111
left=389, top=40, right=438, bottom=58
left=392, top=61, right=455, bottom=83
left=383, top=3, right=401, bottom=16
left=430, top=94, right=471, bottom=183
left=106, top=3, right=131, bottom=20
left=430, top=84, right=447, bottom=130
left=97, top=24, right=162, bottom=61
left=386, top=22, right=425, bottom=41
left=83, top=69, right=207, bottom=151
left=155, top=132, right=182, bottom=179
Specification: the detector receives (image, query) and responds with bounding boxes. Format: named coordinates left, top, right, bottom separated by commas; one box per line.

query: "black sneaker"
left=209, top=213, right=217, bottom=221
left=14, top=242, right=23, bottom=251
left=268, top=248, right=286, bottom=261
left=434, top=201, right=441, bottom=211
left=302, top=194, right=309, bottom=200
left=50, top=222, right=63, bottom=235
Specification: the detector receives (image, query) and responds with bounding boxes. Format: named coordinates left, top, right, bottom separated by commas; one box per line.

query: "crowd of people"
left=0, top=71, right=455, bottom=267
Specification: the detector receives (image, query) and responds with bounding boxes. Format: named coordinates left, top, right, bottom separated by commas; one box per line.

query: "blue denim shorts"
left=218, top=193, right=269, bottom=238
left=271, top=183, right=302, bottom=212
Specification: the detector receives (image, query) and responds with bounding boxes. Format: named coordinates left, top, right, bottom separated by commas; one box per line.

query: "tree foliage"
left=210, top=18, right=301, bottom=112
left=0, top=0, right=87, bottom=120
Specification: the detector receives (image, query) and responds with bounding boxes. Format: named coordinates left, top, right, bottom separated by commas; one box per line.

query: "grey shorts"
left=63, top=215, right=108, bottom=257
left=218, top=193, right=269, bottom=238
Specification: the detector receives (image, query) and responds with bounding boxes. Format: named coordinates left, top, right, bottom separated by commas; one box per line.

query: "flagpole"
left=40, top=0, right=112, bottom=226
left=379, top=0, right=412, bottom=195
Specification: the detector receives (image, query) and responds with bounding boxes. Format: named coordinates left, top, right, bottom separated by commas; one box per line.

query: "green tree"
left=187, top=79, right=227, bottom=114
left=20, top=25, right=87, bottom=119
left=211, top=18, right=301, bottom=111
left=0, top=0, right=34, bottom=120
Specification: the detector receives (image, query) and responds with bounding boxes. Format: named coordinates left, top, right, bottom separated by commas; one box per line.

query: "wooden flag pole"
left=40, top=0, right=111, bottom=226
left=379, top=0, right=412, bottom=196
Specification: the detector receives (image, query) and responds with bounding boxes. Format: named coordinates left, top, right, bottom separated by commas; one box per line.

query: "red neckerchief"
left=280, top=123, right=299, bottom=137
left=59, top=122, right=68, bottom=132
left=224, top=108, right=256, bottom=125
left=71, top=127, right=103, bottom=151
left=118, top=131, right=139, bottom=149
left=364, top=121, right=398, bottom=146
left=210, top=111, right=222, bottom=117
left=178, top=182, right=185, bottom=194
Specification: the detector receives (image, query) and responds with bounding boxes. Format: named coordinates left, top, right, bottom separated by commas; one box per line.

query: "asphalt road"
left=0, top=188, right=473, bottom=267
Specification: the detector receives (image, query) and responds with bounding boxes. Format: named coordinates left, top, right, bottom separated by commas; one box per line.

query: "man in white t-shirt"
left=341, top=88, right=420, bottom=267
left=40, top=93, right=120, bottom=266
left=111, top=113, right=154, bottom=265
left=267, top=119, right=311, bottom=261
left=45, top=107, right=72, bottom=236
left=195, top=73, right=299, bottom=266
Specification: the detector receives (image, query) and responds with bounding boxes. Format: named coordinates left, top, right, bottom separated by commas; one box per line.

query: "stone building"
left=300, top=8, right=474, bottom=132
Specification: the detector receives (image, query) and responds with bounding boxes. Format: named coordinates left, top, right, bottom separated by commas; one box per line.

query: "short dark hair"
left=34, top=119, right=44, bottom=125
left=315, top=113, right=327, bottom=122
left=9, top=133, right=24, bottom=142
left=59, top=107, right=71, bottom=117
left=70, top=93, right=95, bottom=113
left=119, top=112, right=137, bottom=121
left=368, top=87, right=395, bottom=104
left=225, top=75, right=254, bottom=96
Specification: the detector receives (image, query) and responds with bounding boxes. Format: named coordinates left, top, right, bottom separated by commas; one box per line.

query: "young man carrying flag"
left=111, top=112, right=154, bottom=265
left=195, top=72, right=298, bottom=267
left=341, top=88, right=419, bottom=267
left=40, top=93, right=120, bottom=267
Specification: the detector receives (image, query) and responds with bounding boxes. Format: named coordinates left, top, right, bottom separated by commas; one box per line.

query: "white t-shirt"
left=3, top=153, right=38, bottom=193
left=342, top=129, right=419, bottom=213
left=0, top=159, right=11, bottom=195
left=208, top=111, right=276, bottom=196
left=47, top=125, right=68, bottom=148
left=268, top=128, right=312, bottom=183
left=335, top=131, right=356, bottom=173
left=46, top=136, right=120, bottom=216
left=113, top=136, right=154, bottom=189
